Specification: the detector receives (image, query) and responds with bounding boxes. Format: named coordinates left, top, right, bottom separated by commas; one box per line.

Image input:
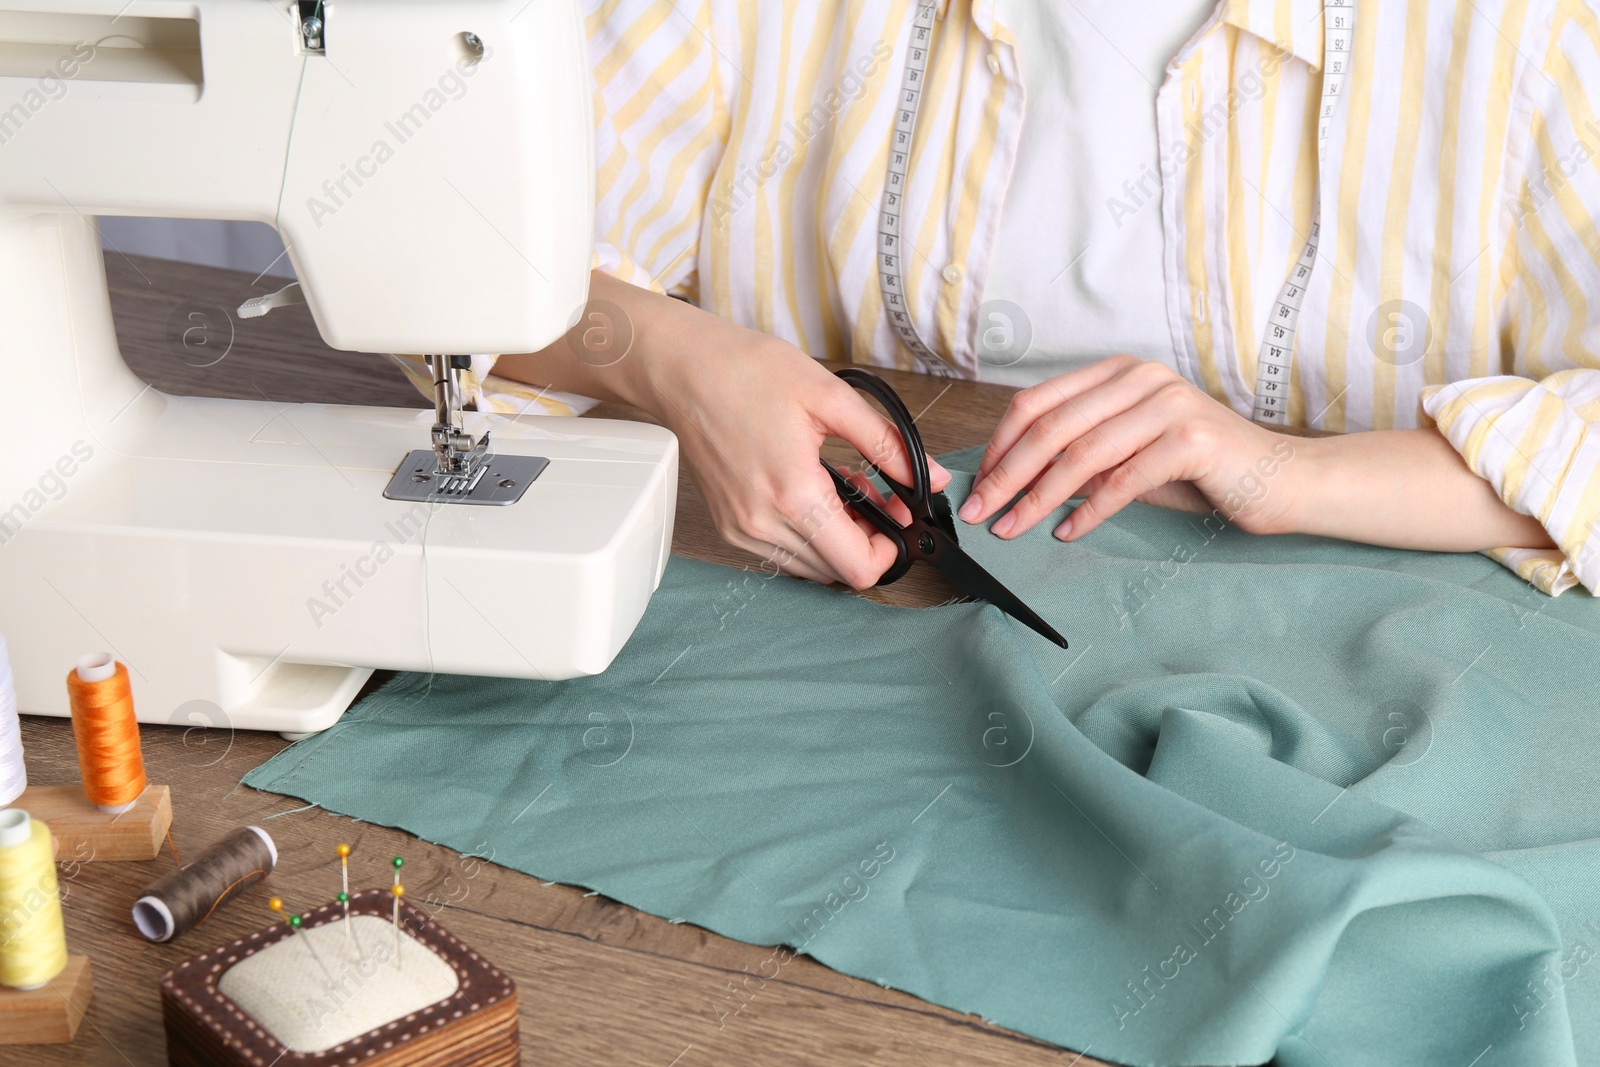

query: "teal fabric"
left=245, top=448, right=1600, bottom=1067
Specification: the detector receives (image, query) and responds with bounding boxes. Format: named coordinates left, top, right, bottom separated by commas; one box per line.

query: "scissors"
left=820, top=368, right=1069, bottom=648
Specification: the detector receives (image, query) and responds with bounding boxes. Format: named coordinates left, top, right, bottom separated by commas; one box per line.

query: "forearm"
left=492, top=271, right=704, bottom=415
left=487, top=270, right=937, bottom=588
left=1287, top=428, right=1555, bottom=552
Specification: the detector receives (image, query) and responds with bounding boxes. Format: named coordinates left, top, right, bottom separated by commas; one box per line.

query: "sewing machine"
left=0, top=0, right=678, bottom=736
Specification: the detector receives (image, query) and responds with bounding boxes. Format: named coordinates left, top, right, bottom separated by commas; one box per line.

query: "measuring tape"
left=877, top=0, right=959, bottom=378
left=879, top=0, right=1353, bottom=392
left=1250, top=0, right=1354, bottom=424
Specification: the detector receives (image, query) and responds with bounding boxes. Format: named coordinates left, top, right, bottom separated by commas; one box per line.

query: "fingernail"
left=958, top=495, right=982, bottom=523
left=1054, top=518, right=1073, bottom=540
left=992, top=513, right=1016, bottom=538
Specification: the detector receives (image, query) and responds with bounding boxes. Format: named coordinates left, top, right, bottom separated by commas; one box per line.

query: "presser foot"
left=381, top=450, right=549, bottom=506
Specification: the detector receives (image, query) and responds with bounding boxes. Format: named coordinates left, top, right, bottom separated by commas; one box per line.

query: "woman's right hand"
left=643, top=319, right=951, bottom=588
left=495, top=273, right=949, bottom=588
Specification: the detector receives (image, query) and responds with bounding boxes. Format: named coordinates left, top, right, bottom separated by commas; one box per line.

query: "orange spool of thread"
left=65, top=653, right=147, bottom=814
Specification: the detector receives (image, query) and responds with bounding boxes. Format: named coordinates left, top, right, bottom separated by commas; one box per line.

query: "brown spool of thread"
left=132, top=827, right=278, bottom=943
left=65, top=652, right=147, bottom=813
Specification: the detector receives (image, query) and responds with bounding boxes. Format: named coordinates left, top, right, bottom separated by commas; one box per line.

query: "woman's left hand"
left=958, top=355, right=1301, bottom=541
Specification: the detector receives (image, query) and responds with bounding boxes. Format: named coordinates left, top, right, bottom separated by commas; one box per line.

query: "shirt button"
left=942, top=263, right=964, bottom=285
left=986, top=52, right=1001, bottom=75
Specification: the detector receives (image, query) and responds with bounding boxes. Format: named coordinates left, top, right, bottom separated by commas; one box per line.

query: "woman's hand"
left=494, top=272, right=949, bottom=588
left=647, top=327, right=951, bottom=588
left=959, top=355, right=1300, bottom=541
left=494, top=280, right=1554, bottom=565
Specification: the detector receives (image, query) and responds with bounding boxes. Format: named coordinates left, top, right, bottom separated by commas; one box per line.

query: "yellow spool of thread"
left=0, top=808, right=68, bottom=989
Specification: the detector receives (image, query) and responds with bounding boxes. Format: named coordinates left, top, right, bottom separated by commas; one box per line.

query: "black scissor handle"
left=832, top=367, right=930, bottom=514
left=819, top=368, right=938, bottom=587
left=822, top=463, right=915, bottom=584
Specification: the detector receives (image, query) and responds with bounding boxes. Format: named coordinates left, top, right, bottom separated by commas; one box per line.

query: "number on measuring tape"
left=1250, top=0, right=1353, bottom=424
left=876, top=0, right=958, bottom=378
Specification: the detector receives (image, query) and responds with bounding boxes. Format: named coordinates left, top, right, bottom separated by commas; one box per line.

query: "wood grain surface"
left=0, top=956, right=93, bottom=1046
left=16, top=786, right=173, bottom=864
left=6, top=252, right=1142, bottom=1067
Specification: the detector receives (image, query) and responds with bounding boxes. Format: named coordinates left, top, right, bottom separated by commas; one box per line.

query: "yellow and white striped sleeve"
left=1423, top=373, right=1600, bottom=595
left=585, top=0, right=729, bottom=299
left=1420, top=0, right=1600, bottom=596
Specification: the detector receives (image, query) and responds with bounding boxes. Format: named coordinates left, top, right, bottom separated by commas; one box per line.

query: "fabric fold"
left=246, top=463, right=1600, bottom=1067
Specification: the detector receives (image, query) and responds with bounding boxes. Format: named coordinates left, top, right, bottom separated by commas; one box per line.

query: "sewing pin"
left=390, top=882, right=405, bottom=970
left=269, top=897, right=337, bottom=985
left=336, top=890, right=367, bottom=961
left=337, top=843, right=351, bottom=907
left=391, top=856, right=405, bottom=968
left=335, top=843, right=365, bottom=958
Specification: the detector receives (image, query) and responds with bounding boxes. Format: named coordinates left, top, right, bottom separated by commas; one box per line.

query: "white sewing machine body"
left=0, top=0, right=677, bottom=735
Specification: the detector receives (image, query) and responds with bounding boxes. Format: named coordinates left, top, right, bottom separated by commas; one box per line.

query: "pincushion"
left=159, top=889, right=517, bottom=1067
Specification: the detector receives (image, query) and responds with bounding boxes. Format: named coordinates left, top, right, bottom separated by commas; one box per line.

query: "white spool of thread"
left=0, top=634, right=25, bottom=807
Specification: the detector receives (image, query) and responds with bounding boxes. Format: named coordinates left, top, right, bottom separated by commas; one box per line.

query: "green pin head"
left=392, top=856, right=404, bottom=870
left=288, top=914, right=302, bottom=929
left=337, top=891, right=349, bottom=904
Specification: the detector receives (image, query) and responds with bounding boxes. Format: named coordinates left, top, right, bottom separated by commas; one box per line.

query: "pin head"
left=337, top=843, right=351, bottom=859
left=392, top=856, right=404, bottom=870
left=337, top=891, right=349, bottom=904
left=288, top=914, right=302, bottom=929
left=268, top=897, right=283, bottom=913
left=391, top=884, right=406, bottom=899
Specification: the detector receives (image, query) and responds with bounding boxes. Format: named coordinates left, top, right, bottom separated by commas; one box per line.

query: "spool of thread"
left=132, top=826, right=277, bottom=943
left=0, top=808, right=68, bottom=990
left=65, top=653, right=146, bottom=814
left=0, top=634, right=25, bottom=807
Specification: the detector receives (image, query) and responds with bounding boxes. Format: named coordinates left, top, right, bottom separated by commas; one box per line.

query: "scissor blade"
left=927, top=531, right=1068, bottom=648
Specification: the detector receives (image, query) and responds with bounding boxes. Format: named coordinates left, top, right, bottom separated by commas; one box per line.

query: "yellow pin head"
left=268, top=897, right=284, bottom=913
left=390, top=884, right=405, bottom=899
left=336, top=843, right=351, bottom=859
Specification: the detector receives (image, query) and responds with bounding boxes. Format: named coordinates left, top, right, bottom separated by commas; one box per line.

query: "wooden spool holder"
left=14, top=784, right=173, bottom=862
left=0, top=955, right=95, bottom=1045
left=160, top=889, right=519, bottom=1067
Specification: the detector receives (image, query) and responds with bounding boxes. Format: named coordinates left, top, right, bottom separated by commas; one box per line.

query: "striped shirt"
left=448, top=0, right=1600, bottom=595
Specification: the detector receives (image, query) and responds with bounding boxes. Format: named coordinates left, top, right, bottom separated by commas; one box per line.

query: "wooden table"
left=9, top=253, right=1118, bottom=1067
